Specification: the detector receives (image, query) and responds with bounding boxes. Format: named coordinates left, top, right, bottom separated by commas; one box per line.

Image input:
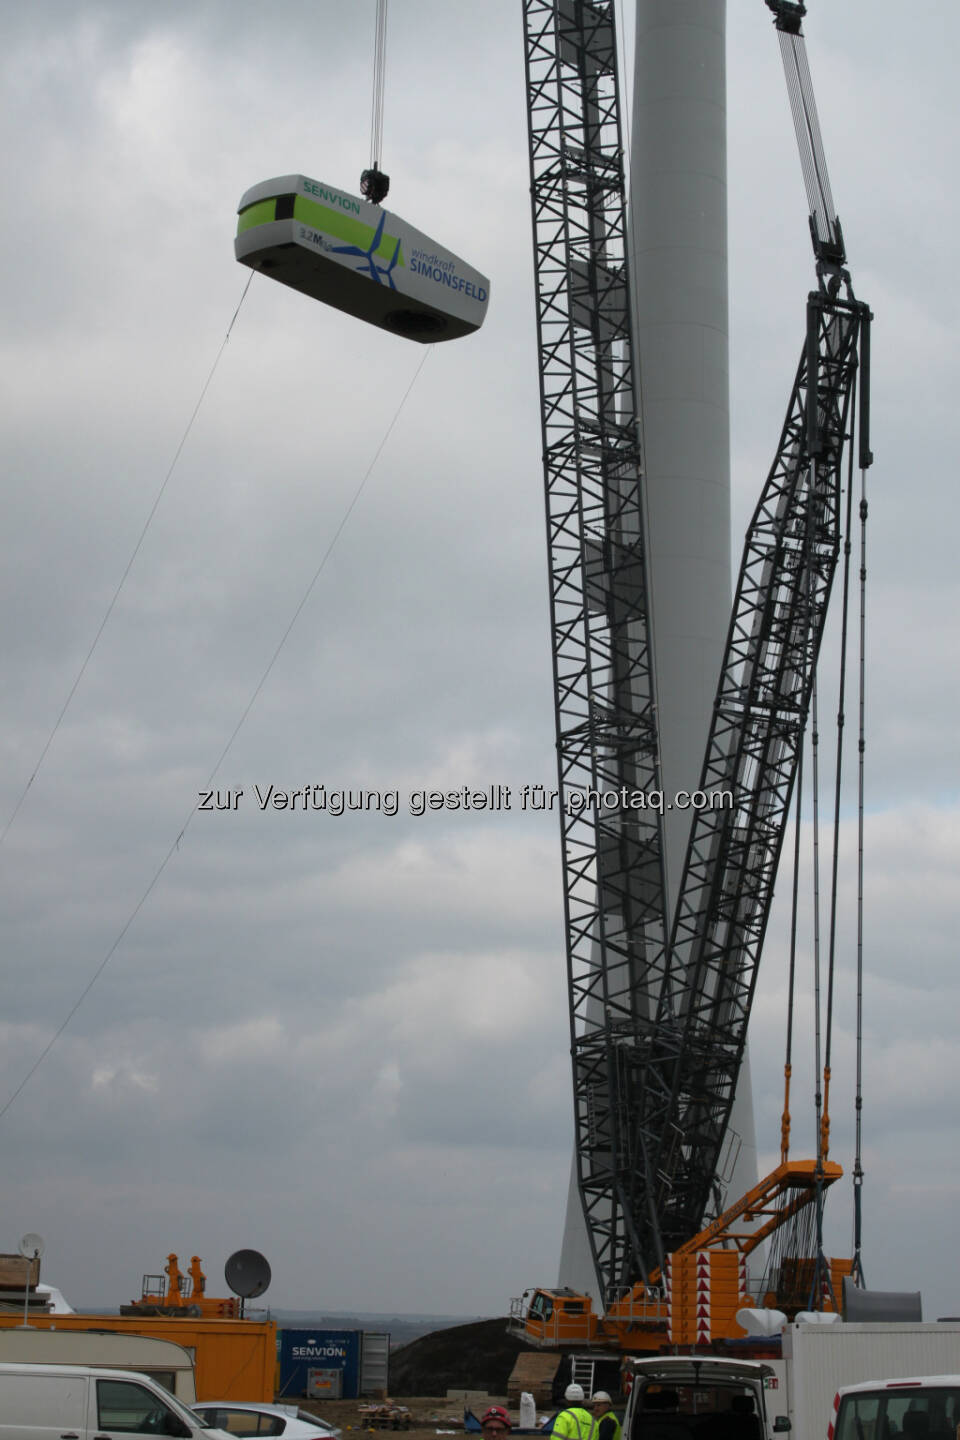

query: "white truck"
left=624, top=1325, right=960, bottom=1440
left=767, top=1323, right=960, bottom=1440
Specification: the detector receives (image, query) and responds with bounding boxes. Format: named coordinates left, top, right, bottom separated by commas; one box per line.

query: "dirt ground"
left=290, top=1316, right=533, bottom=1439
left=299, top=1395, right=507, bottom=1440
left=386, top=1316, right=535, bottom=1398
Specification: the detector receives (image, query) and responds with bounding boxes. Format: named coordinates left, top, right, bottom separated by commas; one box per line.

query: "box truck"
left=624, top=1325, right=960, bottom=1440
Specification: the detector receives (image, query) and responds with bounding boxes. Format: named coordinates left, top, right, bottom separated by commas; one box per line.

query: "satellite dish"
left=224, top=1249, right=271, bottom=1299
left=18, top=1234, right=44, bottom=1260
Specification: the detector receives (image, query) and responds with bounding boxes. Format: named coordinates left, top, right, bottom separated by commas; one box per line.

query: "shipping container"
left=278, top=1329, right=361, bottom=1399
left=0, top=1313, right=275, bottom=1401
left=277, top=1329, right=391, bottom=1400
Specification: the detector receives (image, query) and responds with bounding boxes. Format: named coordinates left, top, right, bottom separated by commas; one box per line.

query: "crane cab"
left=509, top=1287, right=600, bottom=1347
left=235, top=174, right=489, bottom=342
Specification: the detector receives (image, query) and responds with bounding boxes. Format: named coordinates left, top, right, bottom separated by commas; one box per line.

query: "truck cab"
left=833, top=1376, right=960, bottom=1440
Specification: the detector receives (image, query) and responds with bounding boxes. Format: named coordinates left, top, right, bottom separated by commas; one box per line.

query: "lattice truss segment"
left=523, top=0, right=873, bottom=1308
left=522, top=0, right=671, bottom=1299
left=648, top=292, right=868, bottom=1257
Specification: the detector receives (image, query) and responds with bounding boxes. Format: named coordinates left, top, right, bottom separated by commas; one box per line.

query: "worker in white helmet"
left=590, top=1392, right=621, bottom=1440
left=552, top=1384, right=597, bottom=1440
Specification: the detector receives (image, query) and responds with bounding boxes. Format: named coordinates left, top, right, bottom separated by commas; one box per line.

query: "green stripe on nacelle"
left=236, top=199, right=276, bottom=234
left=294, top=195, right=405, bottom=267
left=236, top=194, right=405, bottom=268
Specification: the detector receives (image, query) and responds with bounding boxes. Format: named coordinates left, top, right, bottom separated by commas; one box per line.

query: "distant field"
left=269, top=1311, right=491, bottom=1348
left=79, top=1307, right=493, bottom=1350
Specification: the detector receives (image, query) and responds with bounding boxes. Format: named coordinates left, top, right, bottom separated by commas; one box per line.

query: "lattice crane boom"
left=638, top=0, right=874, bottom=1261
left=522, top=0, right=872, bottom=1307
left=522, top=0, right=670, bottom=1298
left=647, top=287, right=869, bottom=1257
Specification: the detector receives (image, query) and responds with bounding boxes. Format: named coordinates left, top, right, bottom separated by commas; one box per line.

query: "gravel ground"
left=298, top=1395, right=505, bottom=1440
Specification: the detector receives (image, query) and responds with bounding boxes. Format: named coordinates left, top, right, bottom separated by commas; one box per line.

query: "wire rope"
left=822, top=377, right=858, bottom=1165
left=782, top=42, right=822, bottom=218
left=369, top=0, right=389, bottom=170
left=781, top=742, right=804, bottom=1164
left=851, top=458, right=869, bottom=1285
left=808, top=508, right=823, bottom=1160
left=0, top=274, right=254, bottom=853
left=780, top=34, right=835, bottom=247
left=806, top=445, right=832, bottom=1307
left=0, top=344, right=433, bottom=1125
left=794, top=37, right=837, bottom=224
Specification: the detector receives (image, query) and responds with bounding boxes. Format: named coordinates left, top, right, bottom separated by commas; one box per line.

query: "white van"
left=832, top=1376, right=960, bottom=1440
left=0, top=1332, right=197, bottom=1403
left=0, top=1362, right=229, bottom=1440
left=623, top=1355, right=775, bottom=1440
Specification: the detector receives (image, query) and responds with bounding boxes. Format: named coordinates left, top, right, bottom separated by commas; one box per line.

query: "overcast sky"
left=1, top=1, right=958, bottom=1326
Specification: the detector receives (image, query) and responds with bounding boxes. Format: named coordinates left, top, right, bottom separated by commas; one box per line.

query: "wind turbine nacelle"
left=235, top=174, right=489, bottom=343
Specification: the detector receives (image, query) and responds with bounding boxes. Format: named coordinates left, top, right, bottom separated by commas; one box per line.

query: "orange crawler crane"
left=511, top=1157, right=852, bottom=1353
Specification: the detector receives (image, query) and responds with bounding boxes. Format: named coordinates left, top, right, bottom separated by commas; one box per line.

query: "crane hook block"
left=235, top=174, right=490, bottom=343
left=765, top=0, right=806, bottom=33
left=360, top=166, right=390, bottom=205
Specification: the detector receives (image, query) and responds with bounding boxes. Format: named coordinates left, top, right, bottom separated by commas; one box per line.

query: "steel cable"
left=781, top=742, right=804, bottom=1165
left=0, top=274, right=253, bottom=854
left=822, top=374, right=858, bottom=1167
left=369, top=0, right=389, bottom=170
left=851, top=458, right=869, bottom=1284
left=0, top=343, right=433, bottom=1124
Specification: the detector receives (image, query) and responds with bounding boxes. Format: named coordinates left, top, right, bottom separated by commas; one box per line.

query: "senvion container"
left=278, top=1328, right=361, bottom=1399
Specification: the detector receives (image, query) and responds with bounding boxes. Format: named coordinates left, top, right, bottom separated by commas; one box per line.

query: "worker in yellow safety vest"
left=591, top=1392, right=622, bottom=1440
left=553, top=1384, right=597, bottom=1440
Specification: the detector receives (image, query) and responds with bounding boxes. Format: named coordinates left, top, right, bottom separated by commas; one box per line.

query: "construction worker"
left=480, top=1407, right=512, bottom=1439
left=553, top=1384, right=597, bottom=1440
left=591, top=1392, right=621, bottom=1440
